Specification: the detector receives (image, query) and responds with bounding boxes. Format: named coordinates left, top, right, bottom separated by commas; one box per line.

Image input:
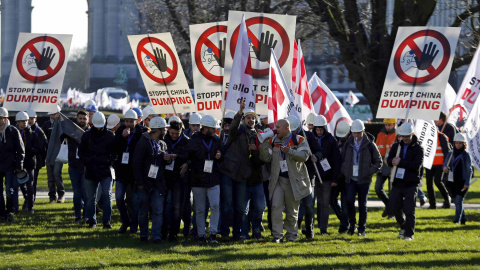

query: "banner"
left=414, top=119, right=437, bottom=169
left=377, top=27, right=460, bottom=120
left=308, top=73, right=352, bottom=134
left=346, top=90, right=360, bottom=107
left=3, top=33, right=72, bottom=112
left=189, top=21, right=227, bottom=119
left=223, top=11, right=296, bottom=115
left=128, top=33, right=195, bottom=114
left=453, top=46, right=480, bottom=116
left=442, top=83, right=456, bottom=114
left=463, top=98, right=480, bottom=170
left=223, top=15, right=255, bottom=113
left=292, top=40, right=314, bottom=128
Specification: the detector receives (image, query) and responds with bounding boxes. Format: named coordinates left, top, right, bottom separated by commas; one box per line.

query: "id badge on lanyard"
left=204, top=160, right=213, bottom=173
left=396, top=168, right=405, bottom=179
left=280, top=160, right=288, bottom=172
left=352, top=165, right=359, bottom=177
left=165, top=160, right=175, bottom=171
left=448, top=170, right=454, bottom=182
left=320, top=159, right=331, bottom=171
left=121, top=152, right=130, bottom=164
left=148, top=165, right=159, bottom=179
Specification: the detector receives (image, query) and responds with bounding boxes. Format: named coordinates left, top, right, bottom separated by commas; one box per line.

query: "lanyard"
left=452, top=154, right=462, bottom=172
left=402, top=144, right=409, bottom=159
left=202, top=139, right=213, bottom=160
left=126, top=129, right=137, bottom=151
left=150, top=140, right=160, bottom=165
left=33, top=125, right=38, bottom=132
left=317, top=135, right=325, bottom=148
left=170, top=134, right=183, bottom=153
left=353, top=139, right=363, bottom=163
left=281, top=133, right=293, bottom=160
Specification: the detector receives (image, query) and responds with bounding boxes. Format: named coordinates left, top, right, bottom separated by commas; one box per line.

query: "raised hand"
left=252, top=31, right=277, bottom=62
left=35, top=47, right=56, bottom=70
left=414, top=42, right=439, bottom=70
left=214, top=38, right=226, bottom=68
left=153, top=47, right=168, bottom=72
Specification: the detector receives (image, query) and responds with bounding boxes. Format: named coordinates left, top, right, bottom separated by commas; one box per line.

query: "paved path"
left=33, top=191, right=480, bottom=210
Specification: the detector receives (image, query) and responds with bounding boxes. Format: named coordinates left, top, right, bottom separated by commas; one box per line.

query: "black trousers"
left=425, top=166, right=450, bottom=206
left=390, top=184, right=417, bottom=237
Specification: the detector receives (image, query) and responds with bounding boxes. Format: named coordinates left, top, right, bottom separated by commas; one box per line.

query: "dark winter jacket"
left=0, top=124, right=25, bottom=172
left=164, top=131, right=190, bottom=183
left=113, top=124, right=147, bottom=183
left=67, top=126, right=90, bottom=170
left=247, top=137, right=265, bottom=187
left=312, top=128, right=342, bottom=183
left=387, top=135, right=424, bottom=187
left=78, top=127, right=116, bottom=181
left=41, top=118, right=54, bottom=141
left=444, top=149, right=473, bottom=196
left=30, top=123, right=48, bottom=169
left=17, top=126, right=41, bottom=170
left=133, top=133, right=168, bottom=195
left=186, top=132, right=223, bottom=188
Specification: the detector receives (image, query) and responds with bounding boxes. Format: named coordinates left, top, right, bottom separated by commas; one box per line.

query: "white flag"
left=224, top=15, right=255, bottom=112
left=292, top=40, right=315, bottom=127
left=414, top=119, right=437, bottom=169
left=442, top=83, right=456, bottom=114
left=309, top=73, right=352, bottom=134
left=453, top=46, right=480, bottom=117
left=346, top=90, right=360, bottom=107
left=463, top=98, right=480, bottom=171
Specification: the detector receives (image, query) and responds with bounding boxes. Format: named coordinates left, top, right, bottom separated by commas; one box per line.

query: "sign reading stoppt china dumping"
left=128, top=33, right=195, bottom=114
left=4, top=33, right=72, bottom=112
left=223, top=11, right=296, bottom=115
left=189, top=21, right=227, bottom=119
left=377, top=27, right=460, bottom=120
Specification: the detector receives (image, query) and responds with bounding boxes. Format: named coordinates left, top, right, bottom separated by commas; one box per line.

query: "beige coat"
left=259, top=131, right=312, bottom=201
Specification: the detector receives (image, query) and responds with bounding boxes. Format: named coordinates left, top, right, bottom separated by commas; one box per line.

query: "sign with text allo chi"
left=377, top=27, right=460, bottom=120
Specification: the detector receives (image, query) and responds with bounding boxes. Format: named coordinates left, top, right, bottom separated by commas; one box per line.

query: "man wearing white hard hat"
left=387, top=122, right=424, bottom=241
left=306, top=112, right=317, bottom=131
left=0, top=107, right=25, bottom=222
left=219, top=111, right=235, bottom=146
left=340, top=119, right=382, bottom=237
left=185, top=114, right=223, bottom=243
left=42, top=105, right=65, bottom=203
left=15, top=111, right=41, bottom=214
left=184, top=113, right=202, bottom=137
left=113, top=109, right=147, bottom=234
left=66, top=110, right=90, bottom=223
left=140, top=106, right=155, bottom=128
left=133, top=116, right=170, bottom=243
left=106, top=114, right=121, bottom=132
left=78, top=111, right=116, bottom=229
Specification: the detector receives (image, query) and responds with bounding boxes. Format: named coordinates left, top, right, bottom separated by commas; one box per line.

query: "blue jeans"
left=220, top=175, right=248, bottom=238
left=20, top=169, right=35, bottom=211
left=138, top=188, right=165, bottom=241
left=454, top=194, right=467, bottom=222
left=417, top=187, right=425, bottom=201
left=375, top=173, right=390, bottom=208
left=346, top=181, right=371, bottom=232
left=243, top=183, right=266, bottom=236
left=84, top=177, right=113, bottom=224
left=5, top=171, right=19, bottom=214
left=192, top=185, right=220, bottom=237
left=115, top=181, right=139, bottom=232
left=69, top=167, right=87, bottom=218
left=1, top=171, right=15, bottom=216
left=330, top=181, right=349, bottom=231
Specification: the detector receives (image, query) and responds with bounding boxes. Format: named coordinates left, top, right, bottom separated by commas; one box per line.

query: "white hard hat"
left=259, top=115, right=268, bottom=120
left=142, top=106, right=155, bottom=118
left=243, top=109, right=257, bottom=118
left=84, top=100, right=97, bottom=111
left=335, top=120, right=351, bottom=138
left=189, top=113, right=202, bottom=125
left=124, top=109, right=138, bottom=120
left=15, top=111, right=29, bottom=121
left=454, top=133, right=467, bottom=143
left=106, top=114, right=120, bottom=129
left=200, top=115, right=219, bottom=128
left=92, top=111, right=106, bottom=128
left=313, top=115, right=327, bottom=127
left=150, top=117, right=169, bottom=129
left=0, top=107, right=8, bottom=117
left=48, top=105, right=61, bottom=115
left=350, top=119, right=365, bottom=133
left=224, top=111, right=236, bottom=119
left=397, top=122, right=414, bottom=136
left=306, top=112, right=317, bottom=125
left=26, top=109, right=36, bottom=118
left=168, top=116, right=182, bottom=125
left=286, top=115, right=301, bottom=131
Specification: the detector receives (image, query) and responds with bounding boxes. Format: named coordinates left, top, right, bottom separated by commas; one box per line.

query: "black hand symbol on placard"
left=214, top=37, right=226, bottom=68
left=252, top=31, right=277, bottom=62
left=35, top=47, right=56, bottom=70
left=414, top=42, right=439, bottom=71
left=153, top=47, right=168, bottom=72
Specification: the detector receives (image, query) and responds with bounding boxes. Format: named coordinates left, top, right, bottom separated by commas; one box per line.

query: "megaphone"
left=257, top=128, right=275, bottom=143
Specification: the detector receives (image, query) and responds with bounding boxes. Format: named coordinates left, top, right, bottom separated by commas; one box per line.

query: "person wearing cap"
left=78, top=112, right=116, bottom=229
left=141, top=106, right=155, bottom=128
left=387, top=122, right=424, bottom=241
left=219, top=112, right=235, bottom=146
left=331, top=120, right=351, bottom=234
left=14, top=112, right=41, bottom=214
left=306, top=112, right=317, bottom=132
left=259, top=118, right=312, bottom=243
left=184, top=113, right=202, bottom=137
left=113, top=109, right=148, bottom=234
left=42, top=105, right=65, bottom=203
left=85, top=101, right=98, bottom=127
left=133, top=117, right=170, bottom=243
left=443, top=133, right=472, bottom=225
left=106, top=114, right=121, bottom=132
left=218, top=101, right=260, bottom=242
left=66, top=110, right=90, bottom=223
left=161, top=116, right=191, bottom=242
left=340, top=119, right=382, bottom=237
left=310, top=115, right=342, bottom=236
left=185, top=114, right=223, bottom=243
left=374, top=118, right=397, bottom=218
left=0, top=107, right=25, bottom=222
left=25, top=109, right=48, bottom=205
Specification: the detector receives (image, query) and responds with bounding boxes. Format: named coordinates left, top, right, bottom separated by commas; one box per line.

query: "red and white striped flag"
left=309, top=73, right=352, bottom=134
left=292, top=40, right=315, bottom=128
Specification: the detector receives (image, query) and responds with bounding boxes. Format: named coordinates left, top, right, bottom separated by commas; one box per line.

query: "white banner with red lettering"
left=292, top=40, right=314, bottom=128
left=414, top=119, right=437, bottom=169
left=308, top=73, right=352, bottom=134
left=463, top=98, right=480, bottom=171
